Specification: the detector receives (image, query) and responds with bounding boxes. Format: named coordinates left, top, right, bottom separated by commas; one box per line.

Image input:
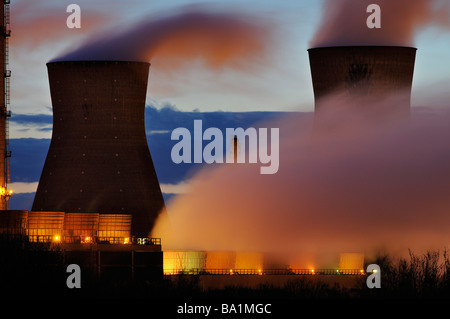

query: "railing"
left=0, top=234, right=161, bottom=245
left=164, top=268, right=366, bottom=276
left=96, top=236, right=161, bottom=245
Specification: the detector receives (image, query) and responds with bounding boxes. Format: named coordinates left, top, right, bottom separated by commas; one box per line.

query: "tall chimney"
left=0, top=1, right=11, bottom=209
left=308, top=46, right=417, bottom=127
left=32, top=61, right=165, bottom=237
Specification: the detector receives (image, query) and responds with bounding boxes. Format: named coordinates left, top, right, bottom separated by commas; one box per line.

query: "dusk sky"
left=9, top=0, right=450, bottom=140
left=5, top=1, right=450, bottom=301
left=7, top=0, right=450, bottom=216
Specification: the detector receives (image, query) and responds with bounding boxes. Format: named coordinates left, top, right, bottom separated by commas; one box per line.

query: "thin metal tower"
left=0, top=0, right=12, bottom=209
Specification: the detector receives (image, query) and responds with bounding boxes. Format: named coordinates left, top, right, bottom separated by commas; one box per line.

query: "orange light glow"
left=0, top=187, right=12, bottom=197
left=53, top=235, right=61, bottom=242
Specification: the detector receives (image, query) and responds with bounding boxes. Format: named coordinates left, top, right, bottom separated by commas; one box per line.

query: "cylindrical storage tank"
left=163, top=250, right=206, bottom=274
left=308, top=46, right=417, bottom=124
left=235, top=252, right=264, bottom=270
left=339, top=253, right=365, bottom=274
left=205, top=251, right=236, bottom=271
left=32, top=61, right=166, bottom=237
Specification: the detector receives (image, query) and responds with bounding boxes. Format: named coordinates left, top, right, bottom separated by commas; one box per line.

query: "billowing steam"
left=311, top=0, right=450, bottom=48
left=152, top=92, right=450, bottom=258
left=51, top=7, right=272, bottom=71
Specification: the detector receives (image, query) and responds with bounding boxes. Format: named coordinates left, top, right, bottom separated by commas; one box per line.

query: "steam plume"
left=152, top=92, right=450, bottom=258
left=311, top=0, right=450, bottom=48
left=51, top=7, right=272, bottom=70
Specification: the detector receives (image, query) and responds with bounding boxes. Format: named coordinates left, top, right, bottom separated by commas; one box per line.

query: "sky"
left=9, top=1, right=450, bottom=134
left=10, top=0, right=318, bottom=129
left=6, top=0, right=450, bottom=254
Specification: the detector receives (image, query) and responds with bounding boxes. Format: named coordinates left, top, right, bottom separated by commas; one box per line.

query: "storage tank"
left=308, top=46, right=417, bottom=125
left=32, top=61, right=165, bottom=237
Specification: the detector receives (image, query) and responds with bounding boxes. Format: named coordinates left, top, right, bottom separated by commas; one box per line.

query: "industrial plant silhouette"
left=32, top=61, right=166, bottom=237
left=0, top=1, right=424, bottom=299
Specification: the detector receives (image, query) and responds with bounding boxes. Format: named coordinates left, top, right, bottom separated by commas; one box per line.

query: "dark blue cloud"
left=8, top=106, right=301, bottom=210
left=10, top=113, right=53, bottom=126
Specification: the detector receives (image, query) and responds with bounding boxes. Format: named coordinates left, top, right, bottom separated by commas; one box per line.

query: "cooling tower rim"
left=46, top=60, right=150, bottom=67
left=307, top=45, right=417, bottom=52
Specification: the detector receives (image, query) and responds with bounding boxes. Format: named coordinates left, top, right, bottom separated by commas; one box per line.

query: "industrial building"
left=0, top=0, right=418, bottom=293
left=0, top=210, right=163, bottom=281
left=163, top=250, right=366, bottom=290
left=0, top=7, right=166, bottom=280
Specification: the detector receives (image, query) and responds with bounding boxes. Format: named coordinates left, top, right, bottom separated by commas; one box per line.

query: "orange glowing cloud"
left=152, top=92, right=450, bottom=259
left=11, top=2, right=115, bottom=49
left=310, top=0, right=450, bottom=47
left=52, top=7, right=274, bottom=72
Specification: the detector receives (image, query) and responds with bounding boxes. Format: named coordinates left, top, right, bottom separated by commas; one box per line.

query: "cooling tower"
left=308, top=46, right=417, bottom=124
left=32, top=61, right=165, bottom=237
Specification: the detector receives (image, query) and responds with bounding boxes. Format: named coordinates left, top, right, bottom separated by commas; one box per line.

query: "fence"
left=164, top=268, right=366, bottom=276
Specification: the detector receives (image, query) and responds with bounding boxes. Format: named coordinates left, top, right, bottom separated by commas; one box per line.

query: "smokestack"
left=32, top=61, right=165, bottom=237
left=0, top=1, right=11, bottom=209
left=308, top=46, right=417, bottom=126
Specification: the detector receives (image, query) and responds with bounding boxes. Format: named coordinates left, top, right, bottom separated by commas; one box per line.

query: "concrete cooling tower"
left=308, top=46, right=417, bottom=124
left=32, top=61, right=165, bottom=237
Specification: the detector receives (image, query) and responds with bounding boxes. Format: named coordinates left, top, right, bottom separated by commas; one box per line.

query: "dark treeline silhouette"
left=2, top=235, right=450, bottom=299
left=362, top=248, right=450, bottom=299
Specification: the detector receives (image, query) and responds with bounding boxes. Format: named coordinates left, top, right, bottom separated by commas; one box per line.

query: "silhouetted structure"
left=0, top=1, right=12, bottom=209
left=32, top=61, right=165, bottom=237
left=308, top=46, right=417, bottom=125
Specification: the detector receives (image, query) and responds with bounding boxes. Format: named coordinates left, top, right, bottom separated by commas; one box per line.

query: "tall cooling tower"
left=32, top=61, right=165, bottom=237
left=308, top=46, right=417, bottom=124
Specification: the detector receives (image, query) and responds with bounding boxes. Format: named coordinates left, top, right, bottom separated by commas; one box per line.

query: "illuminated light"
left=373, top=269, right=378, bottom=273
left=258, top=269, right=262, bottom=275
left=84, top=236, right=92, bottom=243
left=53, top=235, right=61, bottom=242
left=123, top=237, right=130, bottom=244
left=360, top=269, right=364, bottom=274
left=0, top=187, right=13, bottom=196
left=229, top=269, right=233, bottom=274
left=311, top=269, right=315, bottom=274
